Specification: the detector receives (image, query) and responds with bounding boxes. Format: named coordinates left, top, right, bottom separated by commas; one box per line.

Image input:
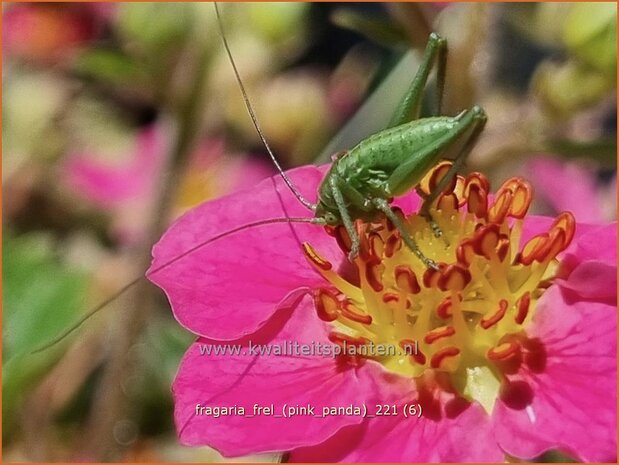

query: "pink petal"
left=291, top=389, right=502, bottom=462
left=148, top=165, right=344, bottom=340
left=493, top=285, right=617, bottom=462
left=555, top=223, right=617, bottom=303
left=173, top=296, right=377, bottom=456
left=526, top=156, right=605, bottom=223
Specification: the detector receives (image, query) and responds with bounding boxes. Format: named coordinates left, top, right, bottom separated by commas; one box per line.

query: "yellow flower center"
left=302, top=162, right=575, bottom=412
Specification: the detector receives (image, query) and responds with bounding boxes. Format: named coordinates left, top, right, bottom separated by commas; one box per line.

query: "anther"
left=487, top=341, right=521, bottom=362
left=417, top=160, right=455, bottom=197
left=517, top=233, right=551, bottom=265
left=472, top=223, right=501, bottom=259
left=314, top=289, right=340, bottom=322
left=424, top=325, right=456, bottom=344
left=430, top=347, right=461, bottom=369
left=423, top=266, right=441, bottom=288
left=429, top=161, right=457, bottom=194
left=488, top=189, right=512, bottom=224
left=382, top=292, right=411, bottom=308
left=466, top=182, right=488, bottom=218
left=341, top=301, right=373, bottom=325
left=369, top=232, right=384, bottom=258
left=437, top=192, right=459, bottom=211
left=456, top=239, right=475, bottom=267
left=399, top=340, right=426, bottom=365
left=501, top=178, right=532, bottom=218
left=303, top=242, right=333, bottom=271
left=328, top=331, right=370, bottom=348
left=551, top=212, right=576, bottom=247
left=395, top=265, right=421, bottom=294
left=464, top=172, right=490, bottom=197
left=438, top=264, right=471, bottom=292
left=365, top=260, right=384, bottom=292
left=333, top=225, right=352, bottom=254
left=515, top=292, right=530, bottom=325
left=385, top=232, right=402, bottom=258
left=480, top=299, right=509, bottom=329
left=437, top=294, right=461, bottom=319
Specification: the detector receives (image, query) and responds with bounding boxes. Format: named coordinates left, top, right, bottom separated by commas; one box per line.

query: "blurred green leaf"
left=74, top=49, right=143, bottom=85
left=331, top=9, right=407, bottom=48
left=544, top=137, right=617, bottom=166
left=317, top=50, right=420, bottom=162
left=116, top=3, right=195, bottom=50
left=248, top=3, right=310, bottom=44
left=563, top=3, right=617, bottom=76
left=2, top=232, right=88, bottom=438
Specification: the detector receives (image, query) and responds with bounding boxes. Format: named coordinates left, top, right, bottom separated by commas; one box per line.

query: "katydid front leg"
left=372, top=198, right=439, bottom=270
left=329, top=176, right=361, bottom=261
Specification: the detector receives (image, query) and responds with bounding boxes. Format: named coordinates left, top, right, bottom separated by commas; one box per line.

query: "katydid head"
left=315, top=202, right=340, bottom=226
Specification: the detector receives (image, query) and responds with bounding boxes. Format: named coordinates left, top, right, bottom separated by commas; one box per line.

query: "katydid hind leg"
left=419, top=107, right=488, bottom=239
left=388, top=32, right=448, bottom=128
left=386, top=106, right=486, bottom=197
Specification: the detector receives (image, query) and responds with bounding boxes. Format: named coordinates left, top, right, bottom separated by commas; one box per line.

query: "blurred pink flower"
left=63, top=126, right=272, bottom=244
left=147, top=164, right=616, bottom=462
left=63, top=126, right=167, bottom=209
left=526, top=155, right=616, bottom=223
left=2, top=3, right=109, bottom=65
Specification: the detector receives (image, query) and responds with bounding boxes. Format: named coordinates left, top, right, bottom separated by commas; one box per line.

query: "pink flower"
left=63, top=126, right=168, bottom=209
left=62, top=127, right=272, bottom=244
left=526, top=155, right=616, bottom=223
left=148, top=163, right=616, bottom=462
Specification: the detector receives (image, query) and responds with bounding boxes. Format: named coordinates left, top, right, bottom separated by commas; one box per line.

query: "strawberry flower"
left=148, top=163, right=616, bottom=462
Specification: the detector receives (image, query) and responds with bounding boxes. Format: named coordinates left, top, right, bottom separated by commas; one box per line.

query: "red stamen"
left=328, top=331, right=370, bottom=348
left=472, top=223, right=501, bottom=259
left=488, top=188, right=512, bottom=224
left=517, top=233, right=551, bottom=265
left=395, top=265, right=421, bottom=294
left=423, top=266, right=443, bottom=289
left=400, top=340, right=426, bottom=364
left=515, top=292, right=530, bottom=325
left=437, top=294, right=461, bottom=319
left=456, top=238, right=476, bottom=267
left=365, top=260, right=384, bottom=292
left=341, top=301, right=372, bottom=325
left=438, top=264, right=471, bottom=292
left=314, top=288, right=340, bottom=322
left=480, top=299, right=509, bottom=329
left=430, top=347, right=461, bottom=369
left=424, top=325, right=456, bottom=344
left=302, top=242, right=333, bottom=271
left=487, top=341, right=521, bottom=361
left=466, top=182, right=488, bottom=218
left=333, top=225, right=352, bottom=254
left=437, top=192, right=459, bottom=211
left=369, top=232, right=384, bottom=258
left=384, top=232, right=402, bottom=258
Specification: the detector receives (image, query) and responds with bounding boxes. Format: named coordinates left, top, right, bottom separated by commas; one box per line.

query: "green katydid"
left=32, top=5, right=487, bottom=353
left=214, top=3, right=487, bottom=269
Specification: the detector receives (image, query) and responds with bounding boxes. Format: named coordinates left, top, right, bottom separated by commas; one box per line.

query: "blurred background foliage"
left=2, top=2, right=616, bottom=462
